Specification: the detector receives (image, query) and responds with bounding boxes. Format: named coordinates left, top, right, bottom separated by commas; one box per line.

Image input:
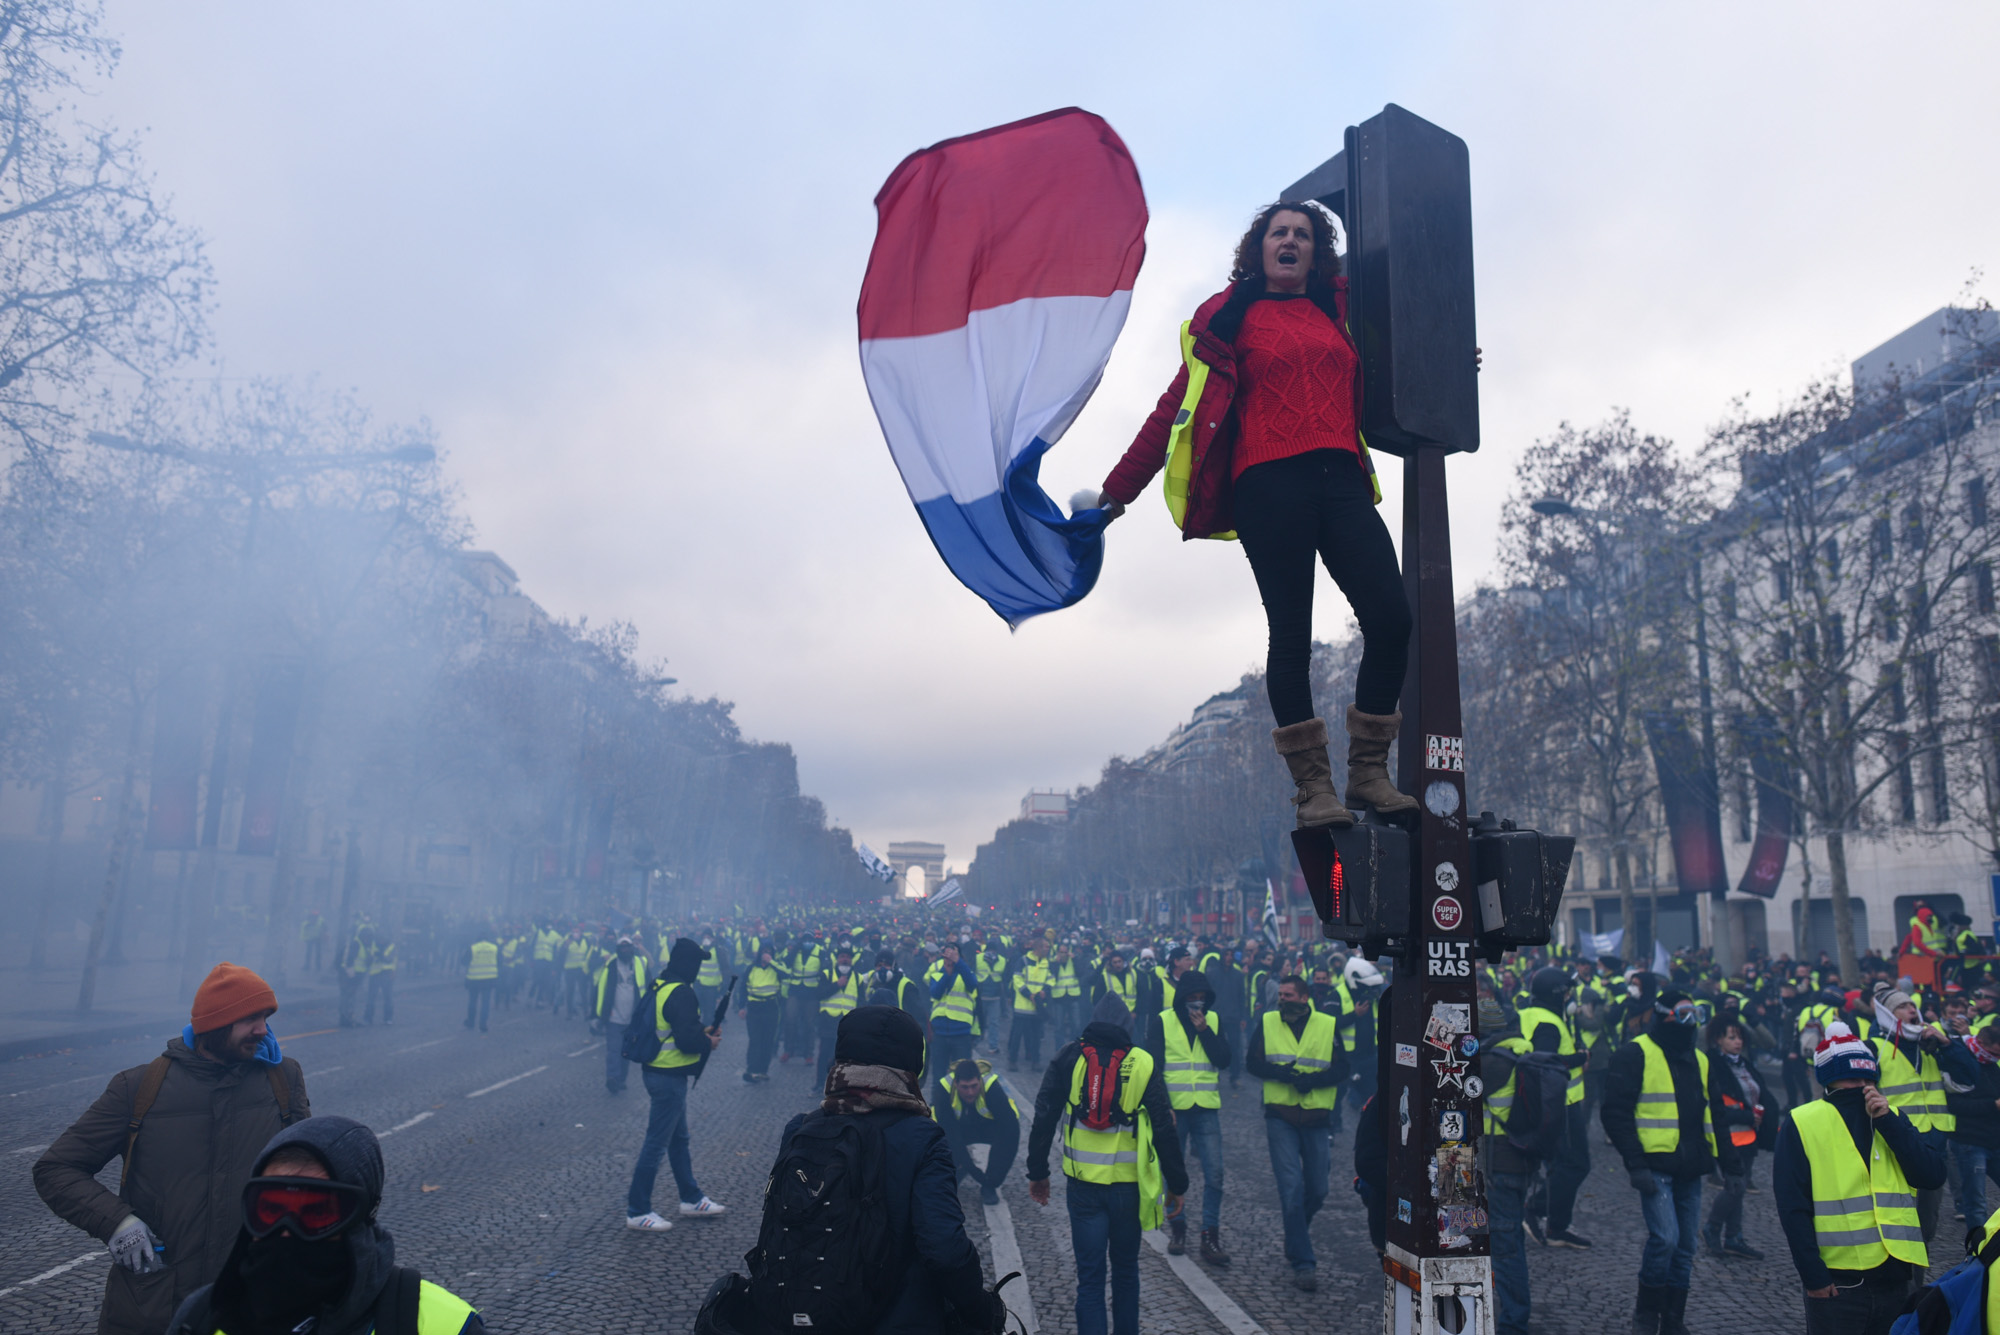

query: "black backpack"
left=1501, top=1048, right=1571, bottom=1160
left=748, top=1112, right=903, bottom=1335
left=620, top=977, right=669, bottom=1065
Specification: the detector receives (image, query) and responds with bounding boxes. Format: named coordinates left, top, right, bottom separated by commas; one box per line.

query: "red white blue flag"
left=859, top=108, right=1147, bottom=626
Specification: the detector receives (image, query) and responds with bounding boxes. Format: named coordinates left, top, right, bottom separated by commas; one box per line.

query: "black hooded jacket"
left=167, top=1115, right=481, bottom=1335
left=1142, top=969, right=1232, bottom=1074
left=659, top=938, right=715, bottom=1075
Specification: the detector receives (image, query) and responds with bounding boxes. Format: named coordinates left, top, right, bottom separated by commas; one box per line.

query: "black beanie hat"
left=835, top=1005, right=925, bottom=1071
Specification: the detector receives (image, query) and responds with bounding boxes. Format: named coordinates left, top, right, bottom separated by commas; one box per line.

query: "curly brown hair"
left=1228, top=201, right=1341, bottom=288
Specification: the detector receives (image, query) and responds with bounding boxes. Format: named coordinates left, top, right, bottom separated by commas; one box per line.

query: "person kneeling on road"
left=1775, top=1022, right=1946, bottom=1335
left=1027, top=994, right=1189, bottom=1335
left=934, top=1058, right=1020, bottom=1206
left=167, top=1115, right=481, bottom=1335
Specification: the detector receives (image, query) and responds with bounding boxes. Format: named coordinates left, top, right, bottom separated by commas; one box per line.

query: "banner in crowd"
left=858, top=107, right=1146, bottom=625
left=857, top=843, right=895, bottom=884
left=930, top=877, right=964, bottom=906
left=1734, top=713, right=1792, bottom=898
left=1641, top=710, right=1728, bottom=898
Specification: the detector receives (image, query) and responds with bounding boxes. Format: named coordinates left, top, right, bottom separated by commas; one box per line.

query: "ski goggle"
left=241, top=1177, right=367, bottom=1240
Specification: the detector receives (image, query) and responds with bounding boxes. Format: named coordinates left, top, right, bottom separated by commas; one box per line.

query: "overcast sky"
left=96, top=2, right=1999, bottom=871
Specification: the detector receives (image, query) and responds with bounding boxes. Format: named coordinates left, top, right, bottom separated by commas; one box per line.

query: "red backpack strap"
left=1078, top=1045, right=1130, bottom=1131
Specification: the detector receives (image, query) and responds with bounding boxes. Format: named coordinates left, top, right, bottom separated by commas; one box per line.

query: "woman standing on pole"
left=1098, top=202, right=1423, bottom=828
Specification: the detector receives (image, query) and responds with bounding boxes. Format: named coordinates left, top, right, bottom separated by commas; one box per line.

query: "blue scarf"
left=182, top=1023, right=283, bottom=1065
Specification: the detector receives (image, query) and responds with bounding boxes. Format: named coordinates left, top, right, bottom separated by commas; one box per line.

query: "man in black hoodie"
left=624, top=937, right=727, bottom=1231
left=1601, top=990, right=1713, bottom=1335
left=167, top=1115, right=480, bottom=1335
left=1145, top=968, right=1232, bottom=1265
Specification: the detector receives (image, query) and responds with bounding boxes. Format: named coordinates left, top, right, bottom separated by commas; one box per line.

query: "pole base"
left=1383, top=1249, right=1492, bottom=1335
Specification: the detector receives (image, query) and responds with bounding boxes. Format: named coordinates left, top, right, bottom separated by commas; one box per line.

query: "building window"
left=1971, top=475, right=1990, bottom=528
left=1822, top=537, right=1841, bottom=582
left=1926, top=732, right=1950, bottom=825
left=1904, top=502, right=1927, bottom=555
left=1873, top=515, right=1895, bottom=562
left=1892, top=732, right=1917, bottom=824
left=1877, top=595, right=1899, bottom=643
left=1980, top=636, right=2000, bottom=704
left=1826, top=612, right=1845, bottom=660
left=1915, top=651, right=1939, bottom=720
left=1911, top=582, right=1931, bottom=635
left=1773, top=561, right=1792, bottom=602
left=1977, top=562, right=1996, bottom=615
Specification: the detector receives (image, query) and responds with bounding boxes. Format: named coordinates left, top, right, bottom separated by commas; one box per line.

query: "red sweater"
left=1230, top=294, right=1359, bottom=480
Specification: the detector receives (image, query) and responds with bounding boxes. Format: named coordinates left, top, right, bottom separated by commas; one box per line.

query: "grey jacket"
left=33, top=1038, right=308, bottom=1335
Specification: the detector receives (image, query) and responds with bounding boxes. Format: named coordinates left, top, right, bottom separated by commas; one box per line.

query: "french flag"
left=858, top=108, right=1147, bottom=626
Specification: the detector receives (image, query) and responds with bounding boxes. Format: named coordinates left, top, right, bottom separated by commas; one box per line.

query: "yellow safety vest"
left=369, top=943, right=396, bottom=975
left=696, top=952, right=723, bottom=988
left=1260, top=1009, right=1341, bottom=1110
left=1792, top=1097, right=1926, bottom=1270
left=1632, top=1034, right=1715, bottom=1156
left=465, top=941, right=499, bottom=982
left=594, top=954, right=650, bottom=1017
left=1052, top=962, right=1080, bottom=999
left=1331, top=978, right=1358, bottom=1054
left=746, top=964, right=781, bottom=1002
left=214, top=1279, right=475, bottom=1335
left=820, top=970, right=861, bottom=1018
left=1912, top=915, right=1948, bottom=953
left=1516, top=1005, right=1583, bottom=1105
left=937, top=1072, right=1016, bottom=1121
left=1014, top=961, right=1051, bottom=1013
left=1158, top=1009, right=1220, bottom=1110
left=1873, top=1037, right=1953, bottom=1133
left=562, top=938, right=591, bottom=970
left=1101, top=970, right=1138, bottom=1013
left=647, top=981, right=702, bottom=1070
left=1483, top=1035, right=1534, bottom=1135
left=1060, top=1046, right=1166, bottom=1228
left=977, top=954, right=1006, bottom=989
left=933, top=970, right=978, bottom=1027
left=534, top=929, right=559, bottom=962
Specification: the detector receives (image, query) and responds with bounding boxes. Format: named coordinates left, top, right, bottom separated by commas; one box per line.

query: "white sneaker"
left=625, top=1212, right=674, bottom=1232
left=679, top=1196, right=727, bottom=1218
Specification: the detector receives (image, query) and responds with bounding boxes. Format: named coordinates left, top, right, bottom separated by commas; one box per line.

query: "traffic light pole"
left=1381, top=442, right=1491, bottom=1335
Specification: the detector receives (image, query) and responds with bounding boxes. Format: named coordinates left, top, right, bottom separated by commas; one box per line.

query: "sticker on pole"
left=1438, top=1110, right=1465, bottom=1142
left=1395, top=1042, right=1419, bottom=1068
left=1434, top=862, right=1460, bottom=893
left=1426, top=734, right=1464, bottom=772
left=1431, top=895, right=1463, bottom=930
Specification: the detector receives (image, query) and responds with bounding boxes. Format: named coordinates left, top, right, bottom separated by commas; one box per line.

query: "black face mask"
left=1279, top=1000, right=1312, bottom=1025
left=237, top=1231, right=353, bottom=1334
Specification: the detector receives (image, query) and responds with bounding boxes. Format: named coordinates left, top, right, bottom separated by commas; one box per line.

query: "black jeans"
left=1233, top=449, right=1410, bottom=724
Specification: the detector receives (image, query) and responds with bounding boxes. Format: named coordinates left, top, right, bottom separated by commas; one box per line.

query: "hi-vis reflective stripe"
left=1287, top=1054, right=1333, bottom=1070
left=1815, top=1193, right=1919, bottom=1215
left=1063, top=1145, right=1139, bottom=1167
left=1634, top=1090, right=1678, bottom=1129
left=1818, top=1223, right=1927, bottom=1244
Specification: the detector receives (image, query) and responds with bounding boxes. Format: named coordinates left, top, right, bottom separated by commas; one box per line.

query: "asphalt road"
left=0, top=982, right=1854, bottom=1333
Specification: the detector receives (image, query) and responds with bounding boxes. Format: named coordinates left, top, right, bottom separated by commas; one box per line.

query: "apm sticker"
left=1426, top=734, right=1465, bottom=772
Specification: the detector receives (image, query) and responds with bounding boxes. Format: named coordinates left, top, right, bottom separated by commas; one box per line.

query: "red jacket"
left=1101, top=278, right=1375, bottom=541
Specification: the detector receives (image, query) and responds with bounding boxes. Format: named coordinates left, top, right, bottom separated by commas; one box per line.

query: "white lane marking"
left=12, top=1143, right=50, bottom=1155
left=378, top=1111, right=435, bottom=1138
left=467, top=1065, right=546, bottom=1098
left=7, top=1072, right=117, bottom=1098
left=392, top=1039, right=449, bottom=1055
left=996, top=1071, right=1266, bottom=1335
left=0, top=1249, right=108, bottom=1298
left=971, top=1144, right=1039, bottom=1335
left=566, top=1041, right=603, bottom=1058
left=313, top=1066, right=344, bottom=1076
left=1142, top=1230, right=1268, bottom=1335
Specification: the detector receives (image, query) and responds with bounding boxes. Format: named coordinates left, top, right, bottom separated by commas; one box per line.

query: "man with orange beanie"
left=33, top=962, right=310, bottom=1335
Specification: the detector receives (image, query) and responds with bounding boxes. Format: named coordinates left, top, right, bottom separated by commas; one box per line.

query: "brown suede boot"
left=1344, top=704, right=1418, bottom=813
left=1273, top=719, right=1354, bottom=828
